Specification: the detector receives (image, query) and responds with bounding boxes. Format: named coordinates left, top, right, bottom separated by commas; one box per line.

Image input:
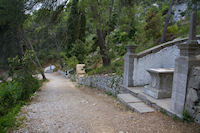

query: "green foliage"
left=0, top=81, right=23, bottom=116
left=70, top=40, right=87, bottom=63
left=0, top=0, right=27, bottom=68
left=8, top=51, right=37, bottom=78
left=145, top=7, right=162, bottom=42
left=64, top=56, right=79, bottom=70
left=183, top=110, right=194, bottom=122
left=173, top=115, right=180, bottom=121
left=0, top=0, right=26, bottom=27
left=0, top=51, right=42, bottom=132
left=87, top=57, right=124, bottom=76
left=105, top=92, right=113, bottom=96
left=167, top=24, right=179, bottom=35
left=65, top=0, right=86, bottom=57
left=118, top=5, right=136, bottom=42
left=0, top=78, right=40, bottom=132
left=0, top=104, right=22, bottom=133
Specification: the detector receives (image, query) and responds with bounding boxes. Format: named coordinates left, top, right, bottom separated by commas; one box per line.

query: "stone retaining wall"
left=78, top=75, right=123, bottom=96
left=185, top=67, right=200, bottom=124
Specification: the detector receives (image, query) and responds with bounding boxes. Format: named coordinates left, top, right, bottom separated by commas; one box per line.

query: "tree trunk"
left=20, top=27, right=47, bottom=80
left=55, top=39, right=64, bottom=69
left=107, top=0, right=115, bottom=35
left=90, top=5, right=111, bottom=66
left=16, top=32, right=24, bottom=58
left=160, top=0, right=174, bottom=43
left=97, top=29, right=110, bottom=66
left=106, top=0, right=115, bottom=46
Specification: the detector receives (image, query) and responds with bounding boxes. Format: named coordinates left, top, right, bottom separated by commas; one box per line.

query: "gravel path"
left=14, top=73, right=200, bottom=133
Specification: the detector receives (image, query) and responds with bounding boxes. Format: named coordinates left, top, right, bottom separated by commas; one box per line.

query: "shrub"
left=183, top=110, right=194, bottom=122
left=0, top=77, right=40, bottom=116
left=0, top=81, right=22, bottom=116
left=0, top=51, right=42, bottom=132
left=0, top=105, right=22, bottom=133
left=167, top=24, right=179, bottom=35
left=64, top=56, right=79, bottom=70
left=145, top=7, right=162, bottom=42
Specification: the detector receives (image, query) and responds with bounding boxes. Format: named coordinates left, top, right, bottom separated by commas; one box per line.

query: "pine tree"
left=66, top=0, right=80, bottom=56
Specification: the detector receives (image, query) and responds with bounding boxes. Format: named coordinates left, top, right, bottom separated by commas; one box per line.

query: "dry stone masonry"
left=185, top=67, right=200, bottom=124
left=78, top=74, right=123, bottom=96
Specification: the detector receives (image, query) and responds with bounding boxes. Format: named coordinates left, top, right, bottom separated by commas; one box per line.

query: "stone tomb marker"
left=144, top=68, right=174, bottom=99
left=76, top=64, right=86, bottom=77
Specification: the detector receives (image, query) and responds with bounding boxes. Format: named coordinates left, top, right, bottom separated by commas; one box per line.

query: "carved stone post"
left=171, top=42, right=200, bottom=118
left=123, top=45, right=137, bottom=87
left=171, top=2, right=199, bottom=118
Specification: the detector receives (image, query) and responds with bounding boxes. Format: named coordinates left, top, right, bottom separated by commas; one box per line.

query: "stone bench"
left=144, top=68, right=174, bottom=99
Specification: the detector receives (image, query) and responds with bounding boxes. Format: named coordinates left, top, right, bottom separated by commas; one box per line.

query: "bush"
left=0, top=77, right=41, bottom=132
left=0, top=51, right=42, bottom=132
left=145, top=7, right=162, bottom=42
left=64, top=56, right=79, bottom=70
left=0, top=105, right=22, bottom=133
left=0, top=81, right=22, bottom=116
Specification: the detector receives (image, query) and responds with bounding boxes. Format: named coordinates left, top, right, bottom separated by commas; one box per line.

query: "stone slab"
left=128, top=102, right=154, bottom=114
left=147, top=68, right=174, bottom=74
left=117, top=94, right=142, bottom=103
left=144, top=86, right=172, bottom=99
left=125, top=86, right=175, bottom=117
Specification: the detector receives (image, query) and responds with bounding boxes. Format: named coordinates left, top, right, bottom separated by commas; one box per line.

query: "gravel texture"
left=14, top=73, right=200, bottom=133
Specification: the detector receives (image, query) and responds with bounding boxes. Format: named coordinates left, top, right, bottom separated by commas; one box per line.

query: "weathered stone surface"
left=78, top=75, right=123, bottom=95
left=144, top=68, right=174, bottom=99
left=117, top=94, right=142, bottom=103
left=144, top=86, right=172, bottom=99
left=128, top=102, right=154, bottom=114
left=76, top=64, right=86, bottom=75
left=123, top=45, right=136, bottom=87
left=195, top=113, right=200, bottom=124
left=171, top=42, right=200, bottom=118
left=185, top=66, right=200, bottom=122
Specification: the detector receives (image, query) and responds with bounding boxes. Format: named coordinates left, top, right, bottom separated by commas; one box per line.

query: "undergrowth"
left=0, top=79, right=43, bottom=132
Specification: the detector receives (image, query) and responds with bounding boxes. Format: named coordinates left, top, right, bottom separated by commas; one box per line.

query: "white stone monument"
left=76, top=64, right=86, bottom=77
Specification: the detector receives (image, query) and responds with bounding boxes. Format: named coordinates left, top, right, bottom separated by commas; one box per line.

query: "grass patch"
left=87, top=57, right=124, bottom=76
left=105, top=91, right=113, bottom=96
left=173, top=115, right=180, bottom=121
left=183, top=110, right=194, bottom=122
left=160, top=108, right=167, bottom=116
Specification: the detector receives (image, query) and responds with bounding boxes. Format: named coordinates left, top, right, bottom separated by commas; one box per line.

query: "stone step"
left=118, top=94, right=142, bottom=103
left=128, top=102, right=154, bottom=114
left=117, top=93, right=154, bottom=114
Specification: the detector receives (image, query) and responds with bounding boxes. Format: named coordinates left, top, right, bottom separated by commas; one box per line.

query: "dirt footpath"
left=14, top=73, right=200, bottom=133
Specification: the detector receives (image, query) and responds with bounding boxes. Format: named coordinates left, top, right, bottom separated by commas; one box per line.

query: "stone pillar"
left=123, top=45, right=137, bottom=87
left=171, top=41, right=200, bottom=118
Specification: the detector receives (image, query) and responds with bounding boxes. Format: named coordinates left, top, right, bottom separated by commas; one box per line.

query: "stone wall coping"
left=147, top=68, right=174, bottom=74
left=136, top=35, right=200, bottom=58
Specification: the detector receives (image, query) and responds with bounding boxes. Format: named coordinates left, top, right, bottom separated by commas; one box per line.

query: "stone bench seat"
left=144, top=68, right=174, bottom=99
